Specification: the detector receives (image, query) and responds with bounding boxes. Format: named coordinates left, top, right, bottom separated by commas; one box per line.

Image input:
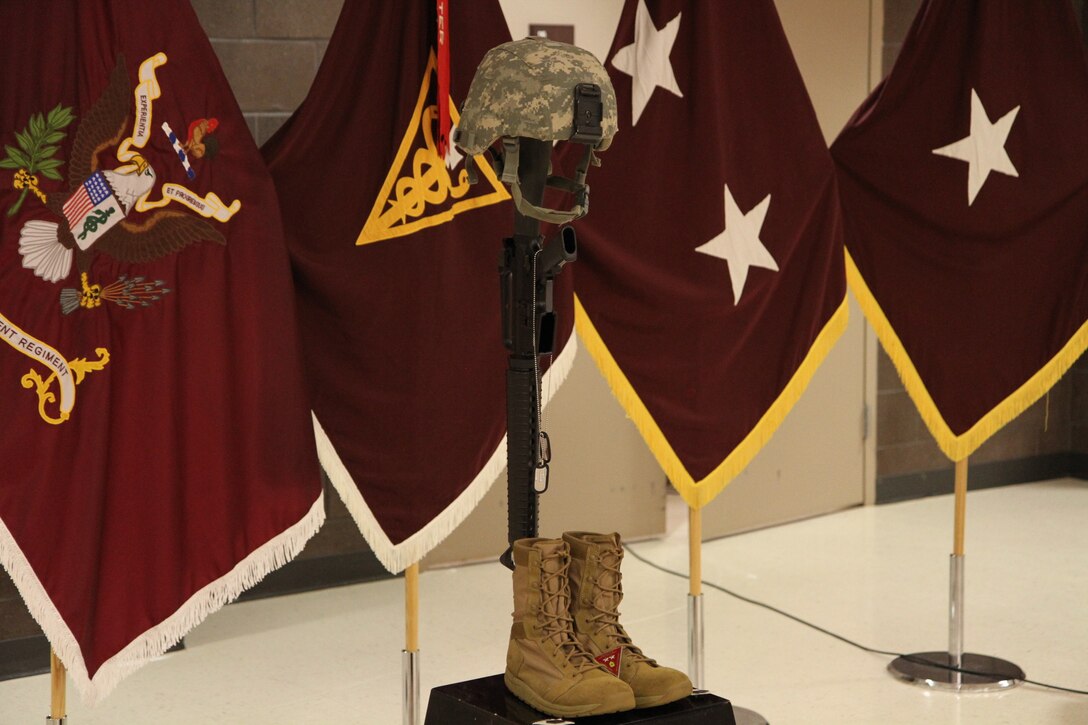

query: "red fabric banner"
left=0, top=0, right=324, bottom=702
left=436, top=0, right=452, bottom=156
left=567, top=0, right=847, bottom=508
left=831, top=0, right=1088, bottom=461
left=264, top=2, right=575, bottom=572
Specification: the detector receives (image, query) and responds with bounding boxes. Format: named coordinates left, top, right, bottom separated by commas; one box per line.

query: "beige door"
left=702, top=0, right=881, bottom=537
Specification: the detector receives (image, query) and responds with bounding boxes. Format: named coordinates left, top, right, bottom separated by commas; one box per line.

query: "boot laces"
left=588, top=547, right=654, bottom=664
left=540, top=552, right=600, bottom=672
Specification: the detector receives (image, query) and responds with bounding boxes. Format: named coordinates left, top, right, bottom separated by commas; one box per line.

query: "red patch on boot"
left=595, top=647, right=623, bottom=677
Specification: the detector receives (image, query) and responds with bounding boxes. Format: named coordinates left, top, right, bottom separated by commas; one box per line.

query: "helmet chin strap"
left=500, top=138, right=598, bottom=224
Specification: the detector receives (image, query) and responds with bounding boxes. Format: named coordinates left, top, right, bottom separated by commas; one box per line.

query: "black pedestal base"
left=424, top=674, right=736, bottom=724
left=888, top=651, right=1024, bottom=692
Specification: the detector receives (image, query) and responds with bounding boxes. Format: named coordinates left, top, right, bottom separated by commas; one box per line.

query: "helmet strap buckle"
left=501, top=137, right=520, bottom=185
left=570, top=83, right=604, bottom=146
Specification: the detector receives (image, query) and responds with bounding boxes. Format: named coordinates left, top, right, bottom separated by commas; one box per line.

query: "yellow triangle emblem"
left=356, top=52, right=509, bottom=246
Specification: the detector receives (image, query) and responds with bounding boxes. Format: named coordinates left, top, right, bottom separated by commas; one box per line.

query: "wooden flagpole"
left=689, top=506, right=702, bottom=599
left=687, top=505, right=703, bottom=689
left=50, top=649, right=65, bottom=723
left=403, top=563, right=420, bottom=725
left=405, top=563, right=420, bottom=653
left=952, top=457, right=968, bottom=558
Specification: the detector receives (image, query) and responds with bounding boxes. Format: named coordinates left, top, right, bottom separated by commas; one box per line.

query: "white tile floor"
left=2, top=479, right=1087, bottom=724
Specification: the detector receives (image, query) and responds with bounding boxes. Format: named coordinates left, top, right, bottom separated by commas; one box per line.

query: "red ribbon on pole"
left=436, top=0, right=451, bottom=156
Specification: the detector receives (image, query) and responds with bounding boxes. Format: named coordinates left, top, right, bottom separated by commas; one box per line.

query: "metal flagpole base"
left=688, top=593, right=770, bottom=724
left=888, top=652, right=1024, bottom=692
left=403, top=649, right=420, bottom=725
left=687, top=593, right=704, bottom=690
left=889, top=551, right=1024, bottom=692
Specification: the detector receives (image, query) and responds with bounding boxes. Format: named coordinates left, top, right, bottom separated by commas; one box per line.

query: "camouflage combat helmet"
left=455, top=36, right=618, bottom=224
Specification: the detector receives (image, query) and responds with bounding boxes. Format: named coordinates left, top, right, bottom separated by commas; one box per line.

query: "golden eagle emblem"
left=11, top=54, right=239, bottom=314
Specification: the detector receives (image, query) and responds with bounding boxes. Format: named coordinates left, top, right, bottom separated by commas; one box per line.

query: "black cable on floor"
left=623, top=543, right=1088, bottom=697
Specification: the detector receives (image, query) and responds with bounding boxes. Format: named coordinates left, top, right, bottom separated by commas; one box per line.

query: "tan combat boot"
left=564, top=531, right=693, bottom=708
left=505, top=537, right=636, bottom=717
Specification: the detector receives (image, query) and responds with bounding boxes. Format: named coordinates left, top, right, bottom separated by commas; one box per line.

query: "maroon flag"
left=264, top=2, right=575, bottom=571
left=831, top=0, right=1088, bottom=460
left=0, top=0, right=324, bottom=701
left=567, top=0, right=847, bottom=508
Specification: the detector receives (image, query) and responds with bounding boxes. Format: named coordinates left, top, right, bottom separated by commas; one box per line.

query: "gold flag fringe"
left=574, top=293, right=848, bottom=510
left=0, top=492, right=325, bottom=705
left=317, top=335, right=578, bottom=574
left=846, top=249, right=1088, bottom=462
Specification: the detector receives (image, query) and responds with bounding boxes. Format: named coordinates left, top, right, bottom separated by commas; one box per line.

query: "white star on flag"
left=932, top=88, right=1020, bottom=206
left=611, top=0, right=683, bottom=126
left=695, top=185, right=779, bottom=305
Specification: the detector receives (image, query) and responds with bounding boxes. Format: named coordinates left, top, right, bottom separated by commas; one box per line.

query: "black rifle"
left=498, top=137, right=577, bottom=570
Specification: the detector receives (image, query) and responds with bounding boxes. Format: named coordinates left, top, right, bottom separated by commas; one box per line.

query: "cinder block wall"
left=191, top=0, right=344, bottom=146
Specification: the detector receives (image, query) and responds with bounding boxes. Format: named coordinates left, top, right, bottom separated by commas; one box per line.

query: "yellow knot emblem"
left=356, top=51, right=508, bottom=246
